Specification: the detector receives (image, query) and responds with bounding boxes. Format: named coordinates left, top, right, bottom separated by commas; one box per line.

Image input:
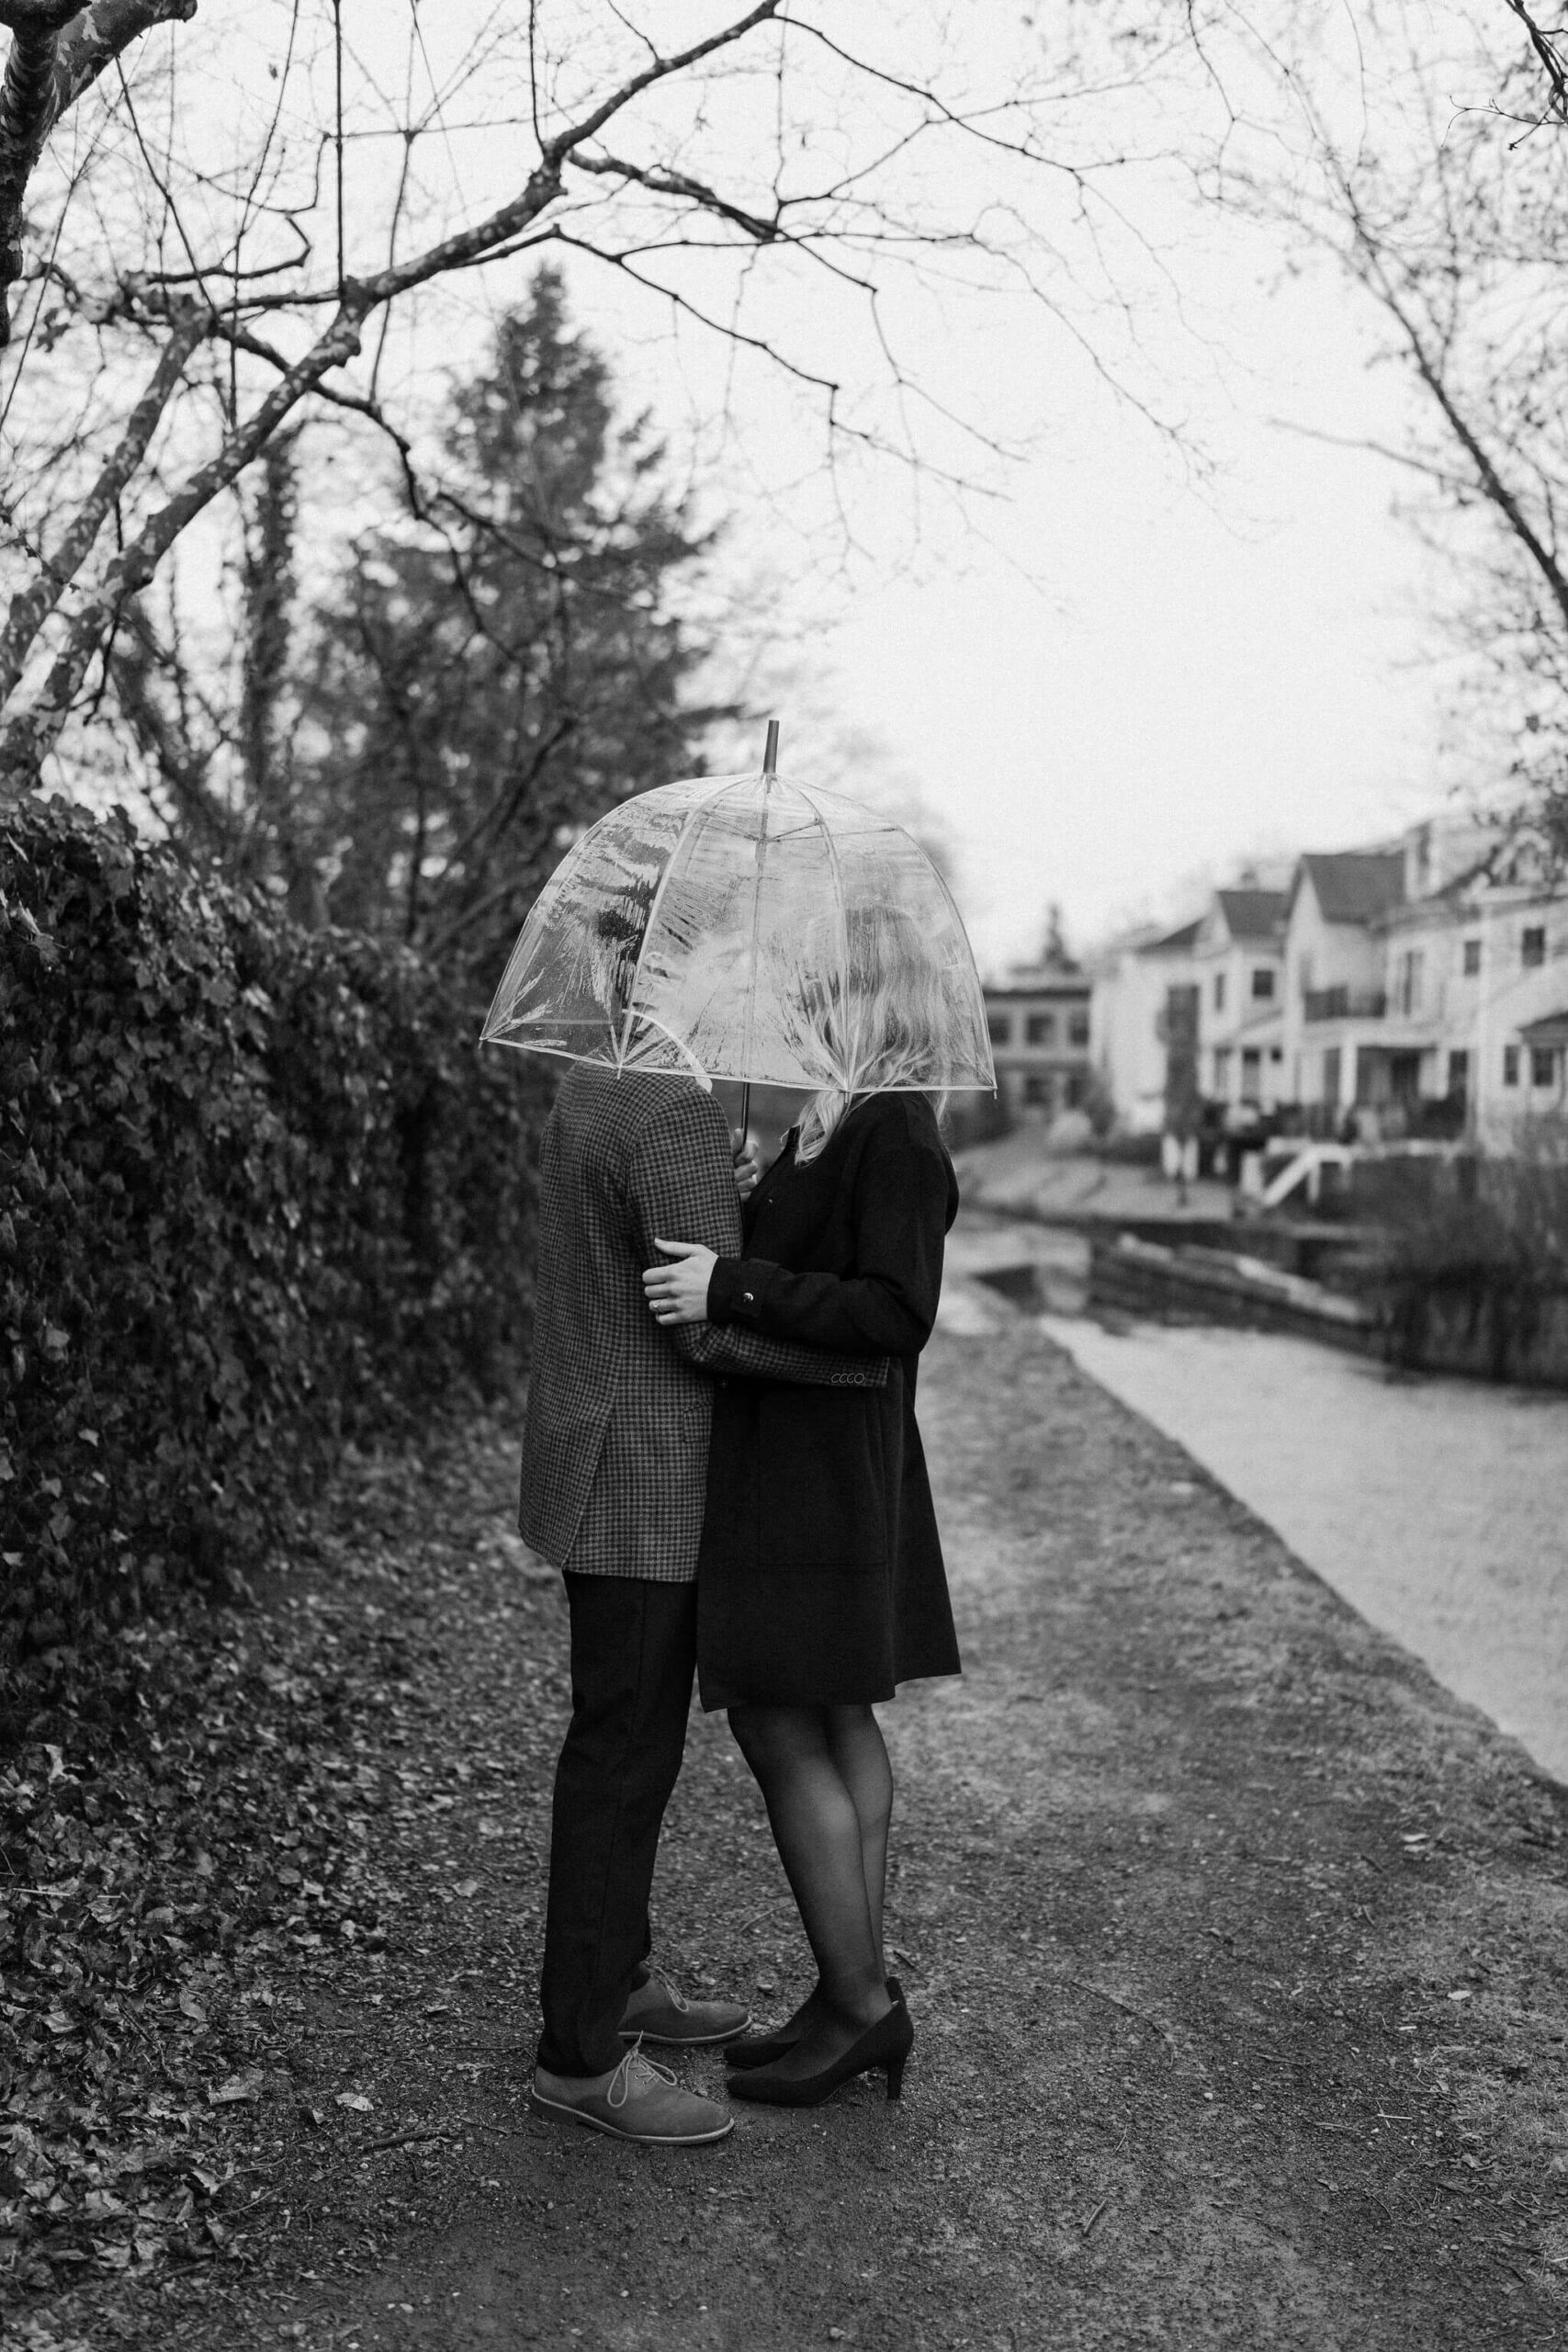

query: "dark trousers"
left=536, top=1573, right=697, bottom=2077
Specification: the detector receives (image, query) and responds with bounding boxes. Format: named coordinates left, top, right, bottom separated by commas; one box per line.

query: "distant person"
left=523, top=1063, right=886, bottom=2147
left=644, top=907, right=962, bottom=2109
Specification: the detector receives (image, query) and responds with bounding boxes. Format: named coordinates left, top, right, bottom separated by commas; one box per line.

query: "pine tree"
left=296, top=268, right=728, bottom=968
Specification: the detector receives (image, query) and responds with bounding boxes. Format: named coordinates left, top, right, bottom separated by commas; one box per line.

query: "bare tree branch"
left=0, top=0, right=1210, bottom=818
left=570, top=149, right=782, bottom=243
left=0, top=0, right=197, bottom=342
left=0, top=292, right=368, bottom=789
left=107, top=589, right=235, bottom=854
left=1500, top=0, right=1568, bottom=126
left=1343, top=196, right=1568, bottom=638
left=0, top=299, right=204, bottom=701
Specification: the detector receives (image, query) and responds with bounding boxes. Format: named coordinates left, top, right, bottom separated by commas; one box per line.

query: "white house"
left=1280, top=818, right=1567, bottom=1140
left=1452, top=869, right=1568, bottom=1145
left=1087, top=916, right=1202, bottom=1134
left=1087, top=814, right=1567, bottom=1148
left=1194, top=888, right=1290, bottom=1115
left=1280, top=847, right=1408, bottom=1126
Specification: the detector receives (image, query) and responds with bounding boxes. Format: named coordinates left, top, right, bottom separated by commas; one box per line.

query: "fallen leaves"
left=0, top=1589, right=399, bottom=2293
left=1, top=1416, right=559, bottom=2310
left=208, top=2075, right=263, bottom=2107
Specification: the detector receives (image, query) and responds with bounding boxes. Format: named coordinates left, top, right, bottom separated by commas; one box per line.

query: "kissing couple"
left=518, top=905, right=962, bottom=2143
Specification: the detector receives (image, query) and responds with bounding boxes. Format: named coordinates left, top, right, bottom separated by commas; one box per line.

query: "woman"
left=641, top=910, right=962, bottom=2107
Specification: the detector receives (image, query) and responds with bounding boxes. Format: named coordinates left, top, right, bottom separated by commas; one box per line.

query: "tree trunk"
left=0, top=306, right=206, bottom=707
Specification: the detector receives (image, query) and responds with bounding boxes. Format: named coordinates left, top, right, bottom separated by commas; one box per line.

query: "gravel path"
left=23, top=1319, right=1568, bottom=2352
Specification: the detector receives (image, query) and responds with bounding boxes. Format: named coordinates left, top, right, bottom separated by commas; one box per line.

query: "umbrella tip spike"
left=762, top=718, right=781, bottom=776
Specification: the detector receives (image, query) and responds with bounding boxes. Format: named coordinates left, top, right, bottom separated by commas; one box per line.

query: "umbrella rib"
left=479, top=849, right=580, bottom=1046
left=626, top=1012, right=714, bottom=1088
left=614, top=775, right=731, bottom=1077
left=792, top=779, right=855, bottom=1092
left=738, top=777, right=772, bottom=1086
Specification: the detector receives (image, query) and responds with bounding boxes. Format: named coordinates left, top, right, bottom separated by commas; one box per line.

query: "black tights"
left=728, top=1702, right=894, bottom=2039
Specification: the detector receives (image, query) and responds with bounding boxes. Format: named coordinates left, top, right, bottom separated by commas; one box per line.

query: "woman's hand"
left=733, top=1132, right=762, bottom=1200
left=644, top=1238, right=719, bottom=1327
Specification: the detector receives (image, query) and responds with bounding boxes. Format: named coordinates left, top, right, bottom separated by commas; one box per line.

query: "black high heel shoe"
left=726, top=1977, right=904, bottom=2072
left=727, top=1995, right=913, bottom=2108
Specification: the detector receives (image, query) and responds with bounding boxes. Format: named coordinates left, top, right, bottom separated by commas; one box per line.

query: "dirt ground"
left=9, top=1308, right=1568, bottom=2352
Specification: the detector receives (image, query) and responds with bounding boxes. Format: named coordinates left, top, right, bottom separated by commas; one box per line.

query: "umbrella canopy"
left=480, top=769, right=995, bottom=1094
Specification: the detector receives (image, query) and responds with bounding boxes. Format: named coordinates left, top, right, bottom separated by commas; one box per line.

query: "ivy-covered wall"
left=0, top=801, right=549, bottom=1693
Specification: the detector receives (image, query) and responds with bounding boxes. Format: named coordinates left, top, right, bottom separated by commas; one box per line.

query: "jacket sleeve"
left=706, top=1101, right=950, bottom=1356
left=628, top=1090, right=888, bottom=1390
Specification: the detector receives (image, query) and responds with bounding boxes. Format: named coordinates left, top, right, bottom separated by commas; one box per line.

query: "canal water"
left=1038, top=1313, right=1568, bottom=1785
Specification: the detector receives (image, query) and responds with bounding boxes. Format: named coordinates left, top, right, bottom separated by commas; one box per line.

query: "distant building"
left=1280, top=818, right=1568, bottom=1141
left=983, top=938, right=1093, bottom=1122
left=1195, top=887, right=1290, bottom=1116
left=1082, top=812, right=1567, bottom=1153
left=1280, top=848, right=1408, bottom=1120
left=1087, top=917, right=1202, bottom=1135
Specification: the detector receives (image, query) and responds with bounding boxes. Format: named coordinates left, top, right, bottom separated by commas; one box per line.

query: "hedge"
left=0, top=798, right=551, bottom=1713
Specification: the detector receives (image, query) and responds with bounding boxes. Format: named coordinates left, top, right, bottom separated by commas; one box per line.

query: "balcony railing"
left=1303, top=987, right=1387, bottom=1023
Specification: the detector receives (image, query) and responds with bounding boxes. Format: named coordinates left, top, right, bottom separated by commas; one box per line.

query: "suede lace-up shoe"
left=532, top=2042, right=733, bottom=2145
left=619, top=1973, right=750, bottom=2049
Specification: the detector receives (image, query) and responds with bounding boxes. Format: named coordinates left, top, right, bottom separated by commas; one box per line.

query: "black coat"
left=696, top=1091, right=963, bottom=1709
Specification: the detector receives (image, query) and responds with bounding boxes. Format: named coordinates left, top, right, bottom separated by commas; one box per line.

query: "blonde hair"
left=795, top=904, right=953, bottom=1165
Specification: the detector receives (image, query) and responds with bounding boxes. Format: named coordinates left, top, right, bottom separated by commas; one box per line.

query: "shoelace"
left=606, top=2036, right=677, bottom=2109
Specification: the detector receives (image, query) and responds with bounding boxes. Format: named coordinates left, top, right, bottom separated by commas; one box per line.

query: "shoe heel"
left=886, top=2053, right=905, bottom=2102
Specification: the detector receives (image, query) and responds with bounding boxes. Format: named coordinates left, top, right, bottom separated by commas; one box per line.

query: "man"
left=522, top=1062, right=884, bottom=2145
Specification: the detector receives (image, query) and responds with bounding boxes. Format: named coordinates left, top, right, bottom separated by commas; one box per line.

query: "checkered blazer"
left=519, top=1066, right=887, bottom=1581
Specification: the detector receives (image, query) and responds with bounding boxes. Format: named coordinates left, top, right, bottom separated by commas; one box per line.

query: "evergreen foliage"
left=289, top=269, right=728, bottom=968
left=0, top=797, right=548, bottom=1722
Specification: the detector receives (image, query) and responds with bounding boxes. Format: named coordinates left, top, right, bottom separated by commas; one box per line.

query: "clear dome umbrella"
left=479, top=725, right=995, bottom=1124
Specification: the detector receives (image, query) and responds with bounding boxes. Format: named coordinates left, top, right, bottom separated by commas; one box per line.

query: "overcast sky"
left=809, top=247, right=1451, bottom=975
left=479, top=11, right=1467, bottom=976
left=161, top=6, right=1469, bottom=975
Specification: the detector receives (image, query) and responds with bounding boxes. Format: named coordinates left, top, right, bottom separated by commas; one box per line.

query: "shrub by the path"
left=0, top=798, right=549, bottom=1730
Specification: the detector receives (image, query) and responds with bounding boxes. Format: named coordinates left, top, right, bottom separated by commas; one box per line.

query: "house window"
left=1269, top=1046, right=1284, bottom=1062
left=1240, top=1048, right=1261, bottom=1103
left=1250, top=967, right=1276, bottom=1001
left=1065, top=1072, right=1087, bottom=1109
left=987, top=1012, right=1011, bottom=1046
left=1025, top=1012, right=1055, bottom=1046
left=1394, top=949, right=1425, bottom=1017
left=1531, top=1046, right=1558, bottom=1089
left=1213, top=972, right=1226, bottom=1012
left=1462, top=938, right=1482, bottom=977
left=1323, top=1047, right=1341, bottom=1104
left=1503, top=1044, right=1519, bottom=1087
left=1522, top=925, right=1546, bottom=969
left=1213, top=1046, right=1232, bottom=1095
left=1068, top=1012, right=1089, bottom=1047
left=1447, top=1049, right=1469, bottom=1097
left=1022, top=1073, right=1053, bottom=1109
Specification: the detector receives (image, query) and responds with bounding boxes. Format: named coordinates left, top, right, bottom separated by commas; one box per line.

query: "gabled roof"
left=1295, top=852, right=1406, bottom=925
left=1135, top=916, right=1201, bottom=956
left=1214, top=888, right=1288, bottom=943
left=1519, top=1007, right=1568, bottom=1049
